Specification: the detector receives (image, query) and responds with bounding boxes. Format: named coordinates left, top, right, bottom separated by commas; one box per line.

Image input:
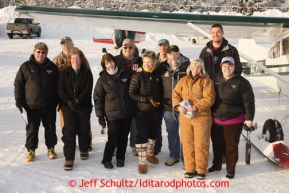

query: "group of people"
left=14, top=24, right=255, bottom=180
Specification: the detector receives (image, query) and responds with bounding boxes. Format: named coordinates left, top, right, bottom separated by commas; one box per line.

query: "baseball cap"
left=158, top=39, right=170, bottom=46
left=167, top=45, right=180, bottom=53
left=60, top=36, right=73, bottom=44
left=221, top=56, right=235, bottom=65
left=122, top=39, right=135, bottom=47
left=34, top=42, right=48, bottom=51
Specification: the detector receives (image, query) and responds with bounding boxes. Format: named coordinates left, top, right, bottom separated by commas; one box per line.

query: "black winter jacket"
left=14, top=55, right=59, bottom=109
left=94, top=68, right=135, bottom=121
left=211, top=73, right=255, bottom=121
left=157, top=54, right=190, bottom=112
left=199, top=38, right=243, bottom=79
left=129, top=69, right=162, bottom=113
left=58, top=65, right=93, bottom=109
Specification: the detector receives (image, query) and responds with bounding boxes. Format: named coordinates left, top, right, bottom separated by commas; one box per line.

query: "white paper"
left=21, top=109, right=28, bottom=125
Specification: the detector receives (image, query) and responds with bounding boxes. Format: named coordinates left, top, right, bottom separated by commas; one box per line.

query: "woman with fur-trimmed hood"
left=172, top=59, right=215, bottom=180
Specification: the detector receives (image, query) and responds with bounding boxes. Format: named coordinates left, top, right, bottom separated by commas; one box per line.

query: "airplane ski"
left=242, top=130, right=289, bottom=168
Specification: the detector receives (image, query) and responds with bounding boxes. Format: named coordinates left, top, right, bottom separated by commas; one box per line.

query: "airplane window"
left=268, top=48, right=273, bottom=59
left=282, top=38, right=289, bottom=55
left=272, top=41, right=280, bottom=59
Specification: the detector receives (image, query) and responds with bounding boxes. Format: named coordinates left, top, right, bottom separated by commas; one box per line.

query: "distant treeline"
left=1, top=0, right=288, bottom=14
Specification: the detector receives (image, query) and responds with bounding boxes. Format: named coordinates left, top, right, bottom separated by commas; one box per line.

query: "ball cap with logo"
left=158, top=39, right=170, bottom=46
left=34, top=42, right=48, bottom=51
left=60, top=36, right=73, bottom=44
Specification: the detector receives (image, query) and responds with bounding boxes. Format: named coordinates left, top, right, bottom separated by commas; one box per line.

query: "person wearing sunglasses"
left=58, top=47, right=93, bottom=171
left=53, top=36, right=93, bottom=151
left=115, top=39, right=143, bottom=156
left=14, top=42, right=60, bottom=162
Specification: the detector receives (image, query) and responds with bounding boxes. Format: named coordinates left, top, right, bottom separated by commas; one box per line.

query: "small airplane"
left=14, top=6, right=289, bottom=95
left=15, top=5, right=289, bottom=168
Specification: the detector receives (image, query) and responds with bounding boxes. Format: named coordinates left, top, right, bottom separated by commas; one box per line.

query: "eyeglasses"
left=36, top=51, right=47, bottom=54
left=123, top=46, right=133, bottom=50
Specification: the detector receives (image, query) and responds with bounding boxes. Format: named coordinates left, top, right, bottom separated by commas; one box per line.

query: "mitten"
left=98, top=116, right=106, bottom=128
left=67, top=100, right=80, bottom=112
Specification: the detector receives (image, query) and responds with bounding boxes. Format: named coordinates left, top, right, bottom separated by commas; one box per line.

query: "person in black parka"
left=129, top=50, right=163, bottom=174
left=94, top=53, right=135, bottom=169
left=114, top=39, right=143, bottom=156
left=14, top=42, right=59, bottom=162
left=58, top=47, right=93, bottom=171
left=209, top=57, right=255, bottom=179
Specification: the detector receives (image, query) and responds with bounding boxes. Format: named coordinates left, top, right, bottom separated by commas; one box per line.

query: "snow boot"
left=47, top=147, right=57, bottom=159
left=136, top=143, right=148, bottom=174
left=80, top=152, right=89, bottom=160
left=147, top=139, right=159, bottom=164
left=26, top=150, right=35, bottom=162
left=64, top=160, right=74, bottom=171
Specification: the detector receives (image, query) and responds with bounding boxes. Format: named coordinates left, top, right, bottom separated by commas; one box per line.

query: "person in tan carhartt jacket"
left=173, top=58, right=215, bottom=180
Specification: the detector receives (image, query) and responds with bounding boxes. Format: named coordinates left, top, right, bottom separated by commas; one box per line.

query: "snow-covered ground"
left=0, top=6, right=289, bottom=193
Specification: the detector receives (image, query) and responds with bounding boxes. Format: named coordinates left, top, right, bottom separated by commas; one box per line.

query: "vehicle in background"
left=6, top=18, right=41, bottom=39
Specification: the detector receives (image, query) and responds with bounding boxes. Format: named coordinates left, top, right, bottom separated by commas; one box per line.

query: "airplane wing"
left=15, top=6, right=289, bottom=40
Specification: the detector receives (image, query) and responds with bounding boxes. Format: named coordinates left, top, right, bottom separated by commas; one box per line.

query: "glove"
left=185, top=111, right=194, bottom=119
left=243, top=123, right=256, bottom=132
left=101, top=128, right=106, bottom=134
left=98, top=116, right=106, bottom=128
left=67, top=100, right=81, bottom=112
left=149, top=98, right=160, bottom=107
left=15, top=100, right=23, bottom=113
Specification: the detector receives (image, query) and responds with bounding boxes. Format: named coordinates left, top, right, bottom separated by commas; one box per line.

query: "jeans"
left=129, top=118, right=137, bottom=148
left=163, top=110, right=182, bottom=160
left=155, top=110, right=164, bottom=149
